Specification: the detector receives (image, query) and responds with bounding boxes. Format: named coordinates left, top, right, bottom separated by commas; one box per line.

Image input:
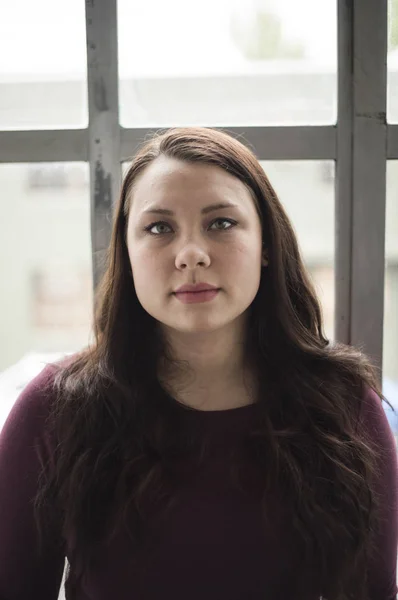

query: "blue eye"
left=143, top=218, right=237, bottom=236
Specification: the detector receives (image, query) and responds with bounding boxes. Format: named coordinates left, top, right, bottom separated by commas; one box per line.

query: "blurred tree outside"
left=230, top=2, right=305, bottom=60
left=390, top=0, right=398, bottom=49
left=231, top=0, right=398, bottom=60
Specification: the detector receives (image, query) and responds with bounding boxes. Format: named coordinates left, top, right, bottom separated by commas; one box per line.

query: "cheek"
left=129, top=247, right=168, bottom=287
left=226, top=241, right=261, bottom=268
left=225, top=244, right=262, bottom=294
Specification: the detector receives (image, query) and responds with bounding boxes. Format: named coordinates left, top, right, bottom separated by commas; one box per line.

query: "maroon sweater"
left=0, top=363, right=397, bottom=600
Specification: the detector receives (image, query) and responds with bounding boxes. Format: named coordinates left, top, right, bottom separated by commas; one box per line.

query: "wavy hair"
left=34, top=127, right=392, bottom=600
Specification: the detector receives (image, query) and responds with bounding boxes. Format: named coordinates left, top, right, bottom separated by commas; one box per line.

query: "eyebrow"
left=141, top=202, right=240, bottom=216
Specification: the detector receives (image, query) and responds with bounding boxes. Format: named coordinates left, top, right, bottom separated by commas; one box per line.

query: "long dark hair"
left=34, top=127, right=392, bottom=599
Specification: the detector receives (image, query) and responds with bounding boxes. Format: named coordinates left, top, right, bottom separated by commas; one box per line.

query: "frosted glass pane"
left=388, top=0, right=398, bottom=122
left=383, top=162, right=398, bottom=439
left=0, top=0, right=88, bottom=129
left=0, top=163, right=93, bottom=375
left=118, top=0, right=337, bottom=127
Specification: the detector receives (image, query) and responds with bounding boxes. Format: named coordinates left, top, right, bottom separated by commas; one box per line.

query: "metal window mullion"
left=337, top=0, right=388, bottom=373
left=335, top=0, right=354, bottom=346
left=86, top=0, right=121, bottom=293
left=0, top=125, right=338, bottom=164
left=121, top=126, right=337, bottom=161
left=0, top=130, right=88, bottom=163
left=387, top=124, right=398, bottom=158
left=351, top=0, right=388, bottom=372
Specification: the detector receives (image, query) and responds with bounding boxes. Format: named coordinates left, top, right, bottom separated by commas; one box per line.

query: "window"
left=31, top=268, right=92, bottom=330
left=0, top=0, right=88, bottom=129
left=388, top=0, right=398, bottom=122
left=0, top=163, right=92, bottom=372
left=383, top=162, right=398, bottom=391
left=27, top=164, right=89, bottom=191
left=261, top=161, right=335, bottom=340
left=118, top=0, right=337, bottom=127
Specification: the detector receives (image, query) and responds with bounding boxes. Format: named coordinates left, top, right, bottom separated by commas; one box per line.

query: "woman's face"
left=126, top=155, right=265, bottom=336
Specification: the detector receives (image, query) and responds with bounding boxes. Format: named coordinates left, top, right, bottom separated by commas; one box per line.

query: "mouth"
left=173, top=288, right=221, bottom=304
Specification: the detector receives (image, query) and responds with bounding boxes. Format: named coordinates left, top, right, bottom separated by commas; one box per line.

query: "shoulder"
left=0, top=353, right=78, bottom=445
left=2, top=364, right=56, bottom=432
left=0, top=363, right=59, bottom=492
left=360, top=386, right=392, bottom=434
left=358, top=385, right=397, bottom=462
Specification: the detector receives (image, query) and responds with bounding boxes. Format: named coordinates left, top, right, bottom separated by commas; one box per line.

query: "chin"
left=170, top=316, right=235, bottom=334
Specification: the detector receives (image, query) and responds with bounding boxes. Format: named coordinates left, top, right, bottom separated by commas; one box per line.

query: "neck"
left=157, top=319, right=257, bottom=410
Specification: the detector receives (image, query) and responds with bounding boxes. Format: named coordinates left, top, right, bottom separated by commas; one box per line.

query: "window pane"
left=0, top=0, right=87, bottom=129
left=260, top=161, right=335, bottom=341
left=383, top=162, right=398, bottom=438
left=0, top=163, right=93, bottom=427
left=388, top=0, right=398, bottom=122
left=118, top=0, right=337, bottom=127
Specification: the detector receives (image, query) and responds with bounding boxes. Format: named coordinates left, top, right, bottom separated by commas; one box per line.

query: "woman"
left=0, top=127, right=397, bottom=600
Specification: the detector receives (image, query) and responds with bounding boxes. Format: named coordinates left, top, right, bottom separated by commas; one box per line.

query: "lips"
left=173, top=288, right=220, bottom=304
left=174, top=283, right=219, bottom=294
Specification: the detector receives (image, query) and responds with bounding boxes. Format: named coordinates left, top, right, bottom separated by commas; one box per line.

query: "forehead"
left=128, top=156, right=255, bottom=215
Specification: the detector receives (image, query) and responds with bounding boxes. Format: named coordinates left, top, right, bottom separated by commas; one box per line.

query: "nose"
left=175, top=243, right=211, bottom=271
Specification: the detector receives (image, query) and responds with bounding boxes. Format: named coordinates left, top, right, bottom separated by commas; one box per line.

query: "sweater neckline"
left=168, top=395, right=259, bottom=438
left=172, top=399, right=257, bottom=415
left=158, top=385, right=259, bottom=438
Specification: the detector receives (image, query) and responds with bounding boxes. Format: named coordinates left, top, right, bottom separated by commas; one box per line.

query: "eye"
left=208, top=218, right=237, bottom=231
left=143, top=221, right=173, bottom=235
left=143, top=217, right=237, bottom=236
